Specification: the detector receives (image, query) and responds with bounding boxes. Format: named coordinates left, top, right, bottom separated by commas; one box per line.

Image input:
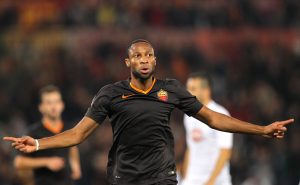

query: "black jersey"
left=85, top=78, right=202, bottom=185
left=24, top=122, right=73, bottom=185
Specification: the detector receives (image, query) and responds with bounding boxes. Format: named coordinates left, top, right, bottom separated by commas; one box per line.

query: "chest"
left=185, top=117, right=217, bottom=142
left=109, top=91, right=176, bottom=118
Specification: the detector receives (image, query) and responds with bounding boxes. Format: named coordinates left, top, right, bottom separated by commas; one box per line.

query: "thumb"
left=21, top=136, right=30, bottom=141
left=21, top=136, right=36, bottom=147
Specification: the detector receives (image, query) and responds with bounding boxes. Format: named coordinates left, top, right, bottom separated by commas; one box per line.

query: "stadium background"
left=0, top=0, right=299, bottom=185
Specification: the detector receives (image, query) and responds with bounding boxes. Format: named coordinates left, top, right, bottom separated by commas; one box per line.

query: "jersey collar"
left=129, top=78, right=157, bottom=94
left=42, top=119, right=64, bottom=134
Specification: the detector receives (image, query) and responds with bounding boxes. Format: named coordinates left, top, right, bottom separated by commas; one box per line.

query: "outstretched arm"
left=3, top=116, right=98, bottom=153
left=194, top=106, right=294, bottom=138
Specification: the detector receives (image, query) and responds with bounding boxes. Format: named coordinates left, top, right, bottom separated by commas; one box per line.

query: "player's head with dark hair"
left=188, top=72, right=213, bottom=89
left=125, top=39, right=156, bottom=81
left=39, top=85, right=64, bottom=119
left=127, top=39, right=153, bottom=57
left=39, top=85, right=61, bottom=100
left=187, top=72, right=213, bottom=104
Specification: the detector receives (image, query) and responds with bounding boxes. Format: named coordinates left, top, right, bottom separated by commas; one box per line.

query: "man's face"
left=39, top=91, right=64, bottom=120
left=126, top=42, right=156, bottom=80
left=186, top=77, right=209, bottom=102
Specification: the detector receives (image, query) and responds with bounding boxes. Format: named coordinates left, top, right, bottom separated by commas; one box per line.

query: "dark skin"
left=3, top=41, right=294, bottom=154
left=125, top=41, right=157, bottom=91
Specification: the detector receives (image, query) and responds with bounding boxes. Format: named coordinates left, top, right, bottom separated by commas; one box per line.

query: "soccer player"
left=181, top=72, right=233, bottom=185
left=13, top=85, right=81, bottom=185
left=4, top=40, right=293, bottom=185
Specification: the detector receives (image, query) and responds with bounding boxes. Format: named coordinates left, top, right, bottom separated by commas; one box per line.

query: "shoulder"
left=90, top=84, right=114, bottom=106
left=97, top=80, right=129, bottom=94
left=153, top=79, right=181, bottom=94
left=164, top=78, right=182, bottom=85
left=113, top=80, right=128, bottom=87
left=91, top=81, right=127, bottom=105
left=93, top=83, right=118, bottom=98
left=98, top=83, right=115, bottom=93
left=159, top=78, right=184, bottom=90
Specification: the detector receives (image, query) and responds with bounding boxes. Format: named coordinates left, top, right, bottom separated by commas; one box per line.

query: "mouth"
left=140, top=67, right=150, bottom=74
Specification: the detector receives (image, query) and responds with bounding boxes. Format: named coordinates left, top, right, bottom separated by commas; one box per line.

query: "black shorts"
left=150, top=179, right=177, bottom=185
left=110, top=179, right=177, bottom=185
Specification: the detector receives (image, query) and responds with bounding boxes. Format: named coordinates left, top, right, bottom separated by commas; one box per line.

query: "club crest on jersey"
left=192, top=128, right=203, bottom=142
left=157, top=89, right=168, bottom=102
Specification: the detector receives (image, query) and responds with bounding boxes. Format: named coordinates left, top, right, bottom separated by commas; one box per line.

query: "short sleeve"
left=217, top=131, right=233, bottom=148
left=168, top=79, right=203, bottom=116
left=85, top=85, right=112, bottom=124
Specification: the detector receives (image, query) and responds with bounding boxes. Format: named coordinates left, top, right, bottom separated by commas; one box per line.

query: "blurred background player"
left=180, top=72, right=233, bottom=185
left=13, top=85, right=81, bottom=185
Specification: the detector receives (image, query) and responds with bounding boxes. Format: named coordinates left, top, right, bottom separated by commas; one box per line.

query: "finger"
left=3, top=137, right=20, bottom=142
left=19, top=148, right=27, bottom=152
left=279, top=119, right=294, bottom=126
left=20, top=147, right=32, bottom=153
left=21, top=137, right=30, bottom=142
left=277, top=127, right=287, bottom=132
left=21, top=136, right=32, bottom=141
left=15, top=144, right=25, bottom=150
left=12, top=143, right=20, bottom=147
left=276, top=131, right=284, bottom=136
left=12, top=142, right=24, bottom=147
left=276, top=135, right=284, bottom=139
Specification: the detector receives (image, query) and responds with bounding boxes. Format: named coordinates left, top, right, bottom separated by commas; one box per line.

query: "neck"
left=202, top=98, right=211, bottom=106
left=42, top=117, right=62, bottom=125
left=42, top=116, right=63, bottom=134
left=130, top=74, right=154, bottom=91
left=203, top=98, right=211, bottom=106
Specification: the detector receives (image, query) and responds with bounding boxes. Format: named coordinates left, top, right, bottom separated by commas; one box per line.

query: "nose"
left=140, top=57, right=149, bottom=64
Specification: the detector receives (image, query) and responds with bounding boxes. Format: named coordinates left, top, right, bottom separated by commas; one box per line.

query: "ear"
left=38, top=104, right=43, bottom=114
left=125, top=58, right=131, bottom=68
left=154, top=57, right=157, bottom=66
left=61, top=102, right=65, bottom=111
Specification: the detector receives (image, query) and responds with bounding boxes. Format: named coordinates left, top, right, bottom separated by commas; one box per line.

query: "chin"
left=48, top=115, right=60, bottom=120
left=140, top=74, right=151, bottom=79
left=133, top=71, right=153, bottom=81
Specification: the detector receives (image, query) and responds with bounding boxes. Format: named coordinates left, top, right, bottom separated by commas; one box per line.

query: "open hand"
left=46, top=157, right=65, bottom=172
left=263, top=119, right=294, bottom=139
left=3, top=136, right=37, bottom=153
left=204, top=180, right=215, bottom=185
left=71, top=168, right=82, bottom=180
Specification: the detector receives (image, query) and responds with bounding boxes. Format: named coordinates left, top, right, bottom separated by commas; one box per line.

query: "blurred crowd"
left=0, top=0, right=299, bottom=185
left=2, top=0, right=300, bottom=30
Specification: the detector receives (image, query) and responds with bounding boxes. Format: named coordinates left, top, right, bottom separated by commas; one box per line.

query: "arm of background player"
left=194, top=106, right=294, bottom=138
left=204, top=148, right=232, bottom=185
left=179, top=147, right=189, bottom=179
left=69, top=146, right=82, bottom=180
left=3, top=116, right=99, bottom=153
left=14, top=155, right=65, bottom=171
